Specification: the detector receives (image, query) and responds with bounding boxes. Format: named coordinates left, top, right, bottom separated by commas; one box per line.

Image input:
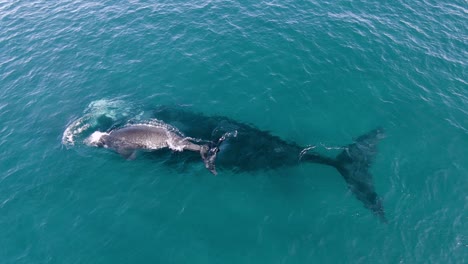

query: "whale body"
left=87, top=124, right=220, bottom=174
left=153, top=106, right=387, bottom=222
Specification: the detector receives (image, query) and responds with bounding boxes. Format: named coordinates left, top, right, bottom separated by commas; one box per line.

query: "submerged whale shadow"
left=151, top=106, right=387, bottom=222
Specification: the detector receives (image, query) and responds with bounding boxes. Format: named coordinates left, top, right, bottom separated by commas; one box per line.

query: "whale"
left=86, top=124, right=221, bottom=174
left=152, top=106, right=387, bottom=222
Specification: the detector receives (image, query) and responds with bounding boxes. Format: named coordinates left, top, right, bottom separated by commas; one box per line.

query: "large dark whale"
left=152, top=106, right=387, bottom=222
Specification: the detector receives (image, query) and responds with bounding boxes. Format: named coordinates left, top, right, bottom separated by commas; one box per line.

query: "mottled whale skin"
left=87, top=124, right=219, bottom=174
left=153, top=106, right=387, bottom=222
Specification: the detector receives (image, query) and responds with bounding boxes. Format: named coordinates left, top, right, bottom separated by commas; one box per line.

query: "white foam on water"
left=62, top=99, right=139, bottom=147
left=62, top=119, right=89, bottom=146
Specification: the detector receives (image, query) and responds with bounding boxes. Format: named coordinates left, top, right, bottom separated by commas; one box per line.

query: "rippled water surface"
left=1, top=0, right=466, bottom=263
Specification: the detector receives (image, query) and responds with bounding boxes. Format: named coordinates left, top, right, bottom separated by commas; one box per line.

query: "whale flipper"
left=200, top=132, right=234, bottom=175
left=335, top=128, right=386, bottom=222
left=201, top=146, right=218, bottom=175
left=117, top=148, right=137, bottom=160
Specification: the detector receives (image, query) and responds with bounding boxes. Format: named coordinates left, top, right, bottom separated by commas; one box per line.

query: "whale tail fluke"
left=301, top=128, right=386, bottom=222
left=335, top=127, right=386, bottom=222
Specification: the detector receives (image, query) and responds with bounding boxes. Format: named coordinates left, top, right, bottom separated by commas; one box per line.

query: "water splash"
left=62, top=99, right=143, bottom=146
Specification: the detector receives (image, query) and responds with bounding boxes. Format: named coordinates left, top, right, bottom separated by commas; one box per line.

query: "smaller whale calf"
left=86, top=124, right=221, bottom=174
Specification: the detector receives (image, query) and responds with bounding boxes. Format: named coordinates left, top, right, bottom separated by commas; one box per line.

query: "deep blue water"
left=1, top=0, right=467, bottom=263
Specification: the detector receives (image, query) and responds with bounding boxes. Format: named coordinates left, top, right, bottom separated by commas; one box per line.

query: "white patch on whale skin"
left=164, top=129, right=186, bottom=151
left=166, top=139, right=185, bottom=151
left=85, top=131, right=109, bottom=146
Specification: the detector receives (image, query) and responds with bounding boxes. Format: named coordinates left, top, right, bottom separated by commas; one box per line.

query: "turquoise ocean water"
left=1, top=0, right=466, bottom=263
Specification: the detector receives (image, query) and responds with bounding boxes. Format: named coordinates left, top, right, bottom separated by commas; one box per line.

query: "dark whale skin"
left=153, top=106, right=387, bottom=222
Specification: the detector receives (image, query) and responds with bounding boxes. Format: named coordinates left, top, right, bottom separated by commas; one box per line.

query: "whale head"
left=85, top=131, right=109, bottom=147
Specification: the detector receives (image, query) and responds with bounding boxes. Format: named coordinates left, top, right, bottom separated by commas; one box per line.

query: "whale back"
left=154, top=106, right=303, bottom=170
left=103, top=125, right=177, bottom=152
left=153, top=106, right=386, bottom=221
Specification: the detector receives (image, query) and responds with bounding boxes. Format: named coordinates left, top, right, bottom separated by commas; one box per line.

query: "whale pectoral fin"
left=117, top=148, right=137, bottom=160
left=200, top=145, right=218, bottom=175
left=205, top=153, right=217, bottom=175
left=200, top=132, right=235, bottom=175
left=204, top=160, right=217, bottom=175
